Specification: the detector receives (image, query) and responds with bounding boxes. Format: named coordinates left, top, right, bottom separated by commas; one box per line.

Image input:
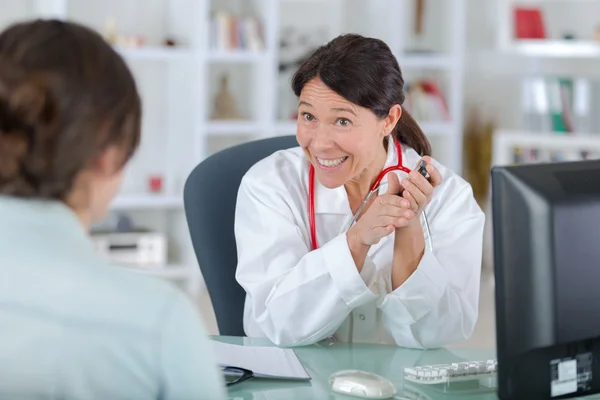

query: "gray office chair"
left=183, top=135, right=299, bottom=337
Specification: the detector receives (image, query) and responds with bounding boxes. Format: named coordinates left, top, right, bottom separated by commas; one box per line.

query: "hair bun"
left=0, top=56, right=57, bottom=131
left=0, top=62, right=58, bottom=190
left=9, top=77, right=56, bottom=128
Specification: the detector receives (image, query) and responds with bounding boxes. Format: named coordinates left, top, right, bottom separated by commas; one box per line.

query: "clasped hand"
left=350, top=157, right=442, bottom=246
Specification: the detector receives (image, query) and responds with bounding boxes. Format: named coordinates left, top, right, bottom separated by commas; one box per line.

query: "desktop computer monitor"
left=491, top=159, right=600, bottom=400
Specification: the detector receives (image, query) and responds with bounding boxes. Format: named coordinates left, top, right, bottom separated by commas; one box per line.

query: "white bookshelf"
left=109, top=194, right=183, bottom=210
left=496, top=0, right=600, bottom=58
left=506, top=39, right=600, bottom=58
left=12, top=0, right=469, bottom=298
left=492, top=1, right=600, bottom=140
left=206, top=50, right=267, bottom=62
left=401, top=54, right=455, bottom=69
left=492, top=130, right=600, bottom=166
left=398, top=0, right=467, bottom=173
left=117, top=46, right=193, bottom=61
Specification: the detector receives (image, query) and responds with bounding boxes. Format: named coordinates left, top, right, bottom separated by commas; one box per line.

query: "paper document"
left=212, top=340, right=311, bottom=380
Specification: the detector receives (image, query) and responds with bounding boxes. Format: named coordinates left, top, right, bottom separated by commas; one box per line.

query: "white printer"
left=90, top=228, right=167, bottom=267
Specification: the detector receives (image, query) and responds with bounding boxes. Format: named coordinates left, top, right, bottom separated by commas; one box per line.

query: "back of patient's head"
left=0, top=19, right=141, bottom=224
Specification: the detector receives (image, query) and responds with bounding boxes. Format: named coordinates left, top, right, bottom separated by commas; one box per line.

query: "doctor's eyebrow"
left=331, top=107, right=357, bottom=116
left=298, top=101, right=313, bottom=108
left=298, top=101, right=357, bottom=117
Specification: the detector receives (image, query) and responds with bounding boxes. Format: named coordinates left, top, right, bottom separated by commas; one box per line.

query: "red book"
left=514, top=7, right=546, bottom=39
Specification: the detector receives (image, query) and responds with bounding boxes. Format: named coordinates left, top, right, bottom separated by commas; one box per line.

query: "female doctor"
left=234, top=34, right=485, bottom=349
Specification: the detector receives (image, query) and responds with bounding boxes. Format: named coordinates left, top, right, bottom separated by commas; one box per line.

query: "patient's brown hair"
left=0, top=19, right=141, bottom=200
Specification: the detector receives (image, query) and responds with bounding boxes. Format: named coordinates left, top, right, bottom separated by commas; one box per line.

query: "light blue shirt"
left=0, top=196, right=226, bottom=400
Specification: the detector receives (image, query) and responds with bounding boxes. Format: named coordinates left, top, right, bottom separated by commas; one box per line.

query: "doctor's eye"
left=301, top=112, right=316, bottom=122
left=336, top=118, right=352, bottom=127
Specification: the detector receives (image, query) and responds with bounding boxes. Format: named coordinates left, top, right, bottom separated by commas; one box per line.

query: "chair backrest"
left=183, top=135, right=299, bottom=336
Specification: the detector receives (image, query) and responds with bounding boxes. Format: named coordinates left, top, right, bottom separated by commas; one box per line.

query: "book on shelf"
left=513, top=7, right=545, bottom=39
left=404, top=79, right=449, bottom=122
left=210, top=11, right=264, bottom=52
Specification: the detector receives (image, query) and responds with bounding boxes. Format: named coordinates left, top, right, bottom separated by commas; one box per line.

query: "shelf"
left=504, top=40, right=600, bottom=58
left=115, top=46, right=193, bottom=61
left=275, top=121, right=297, bottom=135
left=512, top=0, right=600, bottom=2
left=206, top=121, right=265, bottom=135
left=494, top=130, right=600, bottom=148
left=109, top=194, right=183, bottom=210
left=400, top=54, right=454, bottom=69
left=123, top=264, right=195, bottom=280
left=206, top=50, right=268, bottom=63
left=419, top=121, right=457, bottom=136
left=492, top=130, right=600, bottom=165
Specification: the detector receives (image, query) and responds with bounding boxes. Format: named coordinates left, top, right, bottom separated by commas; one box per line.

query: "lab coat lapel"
left=313, top=179, right=350, bottom=216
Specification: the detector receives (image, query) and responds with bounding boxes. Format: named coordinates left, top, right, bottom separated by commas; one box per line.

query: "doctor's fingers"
left=421, top=156, right=443, bottom=187
left=408, top=169, right=434, bottom=197
left=402, top=190, right=419, bottom=213
left=376, top=215, right=412, bottom=230
left=401, top=178, right=429, bottom=211
left=377, top=193, right=409, bottom=209
left=377, top=204, right=414, bottom=219
left=370, top=225, right=396, bottom=242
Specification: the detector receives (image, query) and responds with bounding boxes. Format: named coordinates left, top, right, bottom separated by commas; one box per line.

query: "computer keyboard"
left=403, top=359, right=498, bottom=385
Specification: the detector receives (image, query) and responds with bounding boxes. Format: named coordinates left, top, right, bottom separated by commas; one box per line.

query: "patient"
left=0, top=19, right=225, bottom=399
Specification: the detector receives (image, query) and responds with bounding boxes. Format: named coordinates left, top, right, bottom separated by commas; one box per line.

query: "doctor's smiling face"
left=296, top=77, right=397, bottom=189
left=291, top=33, right=431, bottom=192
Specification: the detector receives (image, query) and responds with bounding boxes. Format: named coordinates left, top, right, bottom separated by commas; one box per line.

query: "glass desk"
left=213, top=336, right=500, bottom=400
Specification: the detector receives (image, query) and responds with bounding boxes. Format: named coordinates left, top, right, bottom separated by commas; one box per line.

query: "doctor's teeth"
left=318, top=157, right=347, bottom=167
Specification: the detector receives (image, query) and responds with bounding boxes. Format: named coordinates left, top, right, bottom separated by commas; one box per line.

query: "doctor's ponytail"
left=292, top=33, right=432, bottom=157
left=393, top=108, right=431, bottom=157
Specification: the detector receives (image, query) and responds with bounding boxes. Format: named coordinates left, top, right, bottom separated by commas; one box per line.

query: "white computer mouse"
left=329, top=369, right=397, bottom=399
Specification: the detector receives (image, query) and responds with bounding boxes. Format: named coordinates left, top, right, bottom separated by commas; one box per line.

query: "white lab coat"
left=234, top=138, right=485, bottom=349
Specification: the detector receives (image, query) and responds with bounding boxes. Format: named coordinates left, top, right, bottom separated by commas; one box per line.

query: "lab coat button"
left=359, top=314, right=366, bottom=320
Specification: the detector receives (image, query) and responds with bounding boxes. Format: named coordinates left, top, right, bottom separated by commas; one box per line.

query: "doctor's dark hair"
left=291, top=33, right=431, bottom=156
left=0, top=19, right=141, bottom=200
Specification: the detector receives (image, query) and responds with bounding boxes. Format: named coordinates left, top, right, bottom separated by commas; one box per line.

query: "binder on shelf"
left=521, top=76, right=594, bottom=135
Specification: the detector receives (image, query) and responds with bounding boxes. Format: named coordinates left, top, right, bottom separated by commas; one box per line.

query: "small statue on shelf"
left=103, top=17, right=144, bottom=48
left=211, top=73, right=243, bottom=120
left=595, top=26, right=600, bottom=43
left=104, top=17, right=118, bottom=44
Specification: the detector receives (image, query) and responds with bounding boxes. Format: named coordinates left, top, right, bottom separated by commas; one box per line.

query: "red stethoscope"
left=308, top=136, right=424, bottom=251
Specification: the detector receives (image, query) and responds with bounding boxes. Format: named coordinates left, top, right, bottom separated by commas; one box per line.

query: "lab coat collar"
left=314, top=136, right=402, bottom=215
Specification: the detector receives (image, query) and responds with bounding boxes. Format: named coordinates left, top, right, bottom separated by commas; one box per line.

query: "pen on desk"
left=221, top=366, right=254, bottom=386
